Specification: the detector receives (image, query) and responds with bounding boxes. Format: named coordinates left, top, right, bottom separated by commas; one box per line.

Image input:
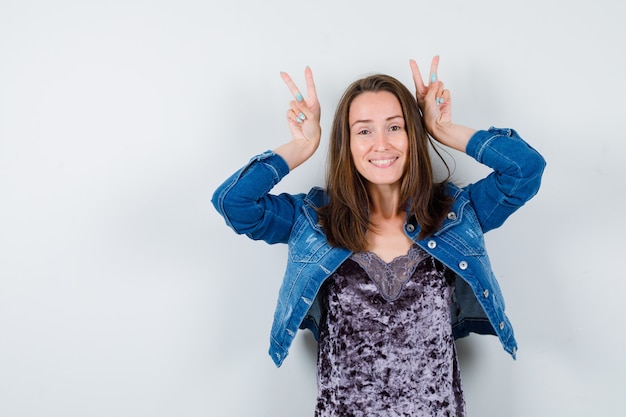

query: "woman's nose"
left=373, top=131, right=389, bottom=151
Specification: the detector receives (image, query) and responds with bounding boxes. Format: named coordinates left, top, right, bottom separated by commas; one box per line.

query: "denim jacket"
left=212, top=127, right=546, bottom=367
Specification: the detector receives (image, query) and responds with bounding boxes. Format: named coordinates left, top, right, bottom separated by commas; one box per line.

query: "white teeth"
left=370, top=158, right=395, bottom=166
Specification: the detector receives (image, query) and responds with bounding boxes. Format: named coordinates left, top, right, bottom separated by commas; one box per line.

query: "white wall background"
left=1, top=1, right=624, bottom=416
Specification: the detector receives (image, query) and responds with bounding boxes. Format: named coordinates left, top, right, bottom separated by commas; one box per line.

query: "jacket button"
left=499, top=321, right=505, bottom=330
left=447, top=211, right=457, bottom=220
left=459, top=260, right=468, bottom=270
left=427, top=240, right=437, bottom=249
left=483, top=289, right=489, bottom=298
left=406, top=224, right=415, bottom=232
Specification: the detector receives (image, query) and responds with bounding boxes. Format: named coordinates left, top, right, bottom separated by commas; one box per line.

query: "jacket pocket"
left=436, top=202, right=486, bottom=257
left=288, top=215, right=332, bottom=263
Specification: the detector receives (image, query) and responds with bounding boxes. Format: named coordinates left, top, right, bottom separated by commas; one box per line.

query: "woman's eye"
left=357, top=129, right=370, bottom=135
left=390, top=125, right=402, bottom=132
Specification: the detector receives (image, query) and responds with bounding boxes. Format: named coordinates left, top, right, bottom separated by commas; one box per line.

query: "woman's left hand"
left=410, top=55, right=452, bottom=133
left=410, top=56, right=474, bottom=152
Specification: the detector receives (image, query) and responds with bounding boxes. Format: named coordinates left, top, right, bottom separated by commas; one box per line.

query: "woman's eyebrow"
left=350, top=115, right=403, bottom=128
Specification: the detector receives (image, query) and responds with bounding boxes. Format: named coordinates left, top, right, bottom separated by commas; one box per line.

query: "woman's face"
left=349, top=91, right=408, bottom=189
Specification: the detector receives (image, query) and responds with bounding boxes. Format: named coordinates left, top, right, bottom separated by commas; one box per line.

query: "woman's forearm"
left=429, top=123, right=477, bottom=153
left=274, top=139, right=319, bottom=171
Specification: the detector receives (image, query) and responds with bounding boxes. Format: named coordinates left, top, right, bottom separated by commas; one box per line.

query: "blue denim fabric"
left=212, top=127, right=546, bottom=367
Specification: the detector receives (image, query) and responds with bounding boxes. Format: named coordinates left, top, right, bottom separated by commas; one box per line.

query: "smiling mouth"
left=369, top=157, right=398, bottom=168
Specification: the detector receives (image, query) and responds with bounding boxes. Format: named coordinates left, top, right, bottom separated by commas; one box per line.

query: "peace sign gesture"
left=410, top=55, right=452, bottom=132
left=410, top=56, right=474, bottom=152
left=275, top=67, right=322, bottom=170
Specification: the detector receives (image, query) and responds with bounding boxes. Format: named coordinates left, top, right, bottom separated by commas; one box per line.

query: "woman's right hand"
left=274, top=67, right=321, bottom=170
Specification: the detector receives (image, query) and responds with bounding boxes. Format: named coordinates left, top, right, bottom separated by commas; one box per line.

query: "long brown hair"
left=317, top=74, right=453, bottom=251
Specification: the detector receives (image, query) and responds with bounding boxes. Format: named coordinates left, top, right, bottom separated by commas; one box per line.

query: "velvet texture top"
left=315, top=245, right=466, bottom=417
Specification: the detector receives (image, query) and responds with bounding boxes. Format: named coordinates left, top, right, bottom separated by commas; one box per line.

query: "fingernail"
left=430, top=73, right=437, bottom=83
left=296, top=92, right=303, bottom=102
left=295, top=116, right=303, bottom=123
left=436, top=97, right=441, bottom=106
left=298, top=112, right=306, bottom=120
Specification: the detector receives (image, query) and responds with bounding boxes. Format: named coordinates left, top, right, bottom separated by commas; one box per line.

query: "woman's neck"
left=365, top=183, right=414, bottom=263
left=367, top=183, right=403, bottom=219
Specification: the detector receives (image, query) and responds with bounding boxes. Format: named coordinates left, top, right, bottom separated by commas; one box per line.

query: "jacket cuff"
left=465, top=127, right=519, bottom=162
left=245, top=150, right=291, bottom=180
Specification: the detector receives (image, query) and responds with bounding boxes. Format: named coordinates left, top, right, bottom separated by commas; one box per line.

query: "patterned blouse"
left=314, top=244, right=466, bottom=417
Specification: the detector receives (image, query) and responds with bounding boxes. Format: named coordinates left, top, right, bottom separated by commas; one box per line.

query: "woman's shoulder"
left=442, top=182, right=473, bottom=215
left=303, top=186, right=329, bottom=208
left=444, top=181, right=465, bottom=200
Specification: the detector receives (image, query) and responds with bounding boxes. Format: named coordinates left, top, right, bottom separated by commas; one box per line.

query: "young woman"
left=212, top=56, right=545, bottom=416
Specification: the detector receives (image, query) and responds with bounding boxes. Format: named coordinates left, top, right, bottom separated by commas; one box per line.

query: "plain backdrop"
left=1, top=1, right=625, bottom=416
